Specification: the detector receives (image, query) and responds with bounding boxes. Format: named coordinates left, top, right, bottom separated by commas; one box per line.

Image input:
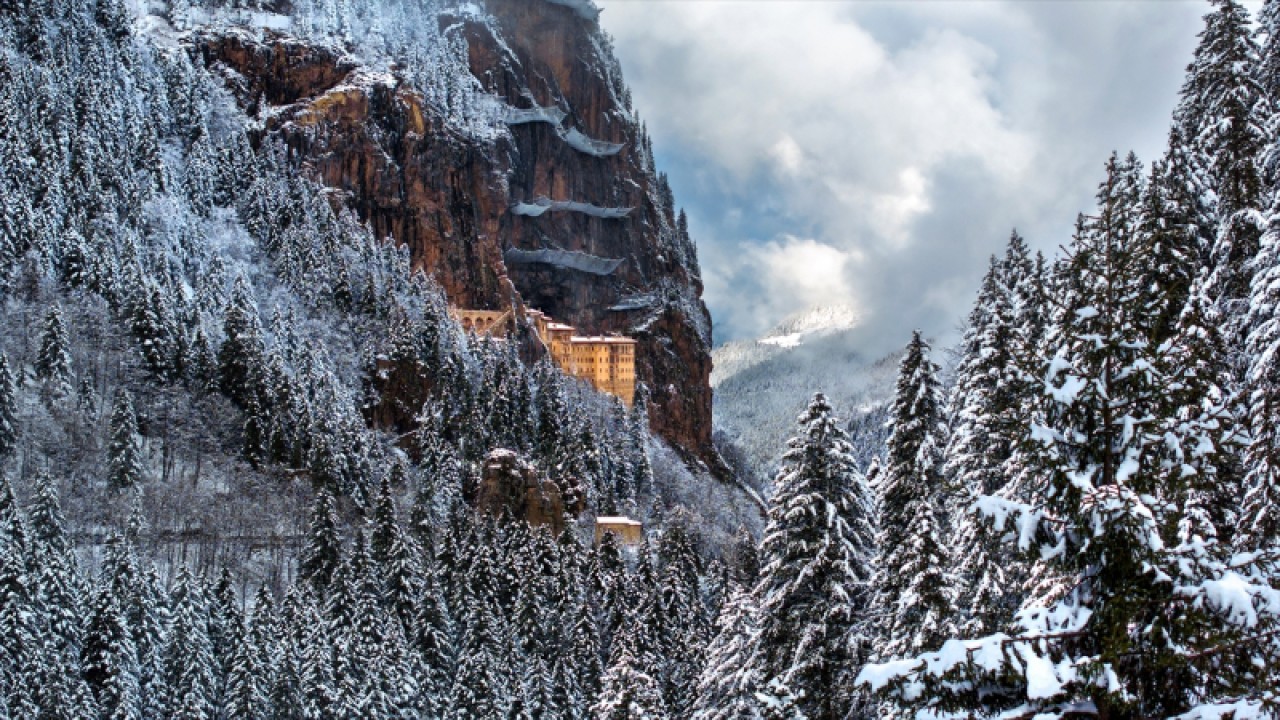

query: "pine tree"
left=164, top=567, right=217, bottom=720
left=858, top=154, right=1277, bottom=720
left=35, top=305, right=73, bottom=398
left=77, top=376, right=99, bottom=417
left=876, top=332, right=954, bottom=660
left=946, top=236, right=1043, bottom=637
left=26, top=471, right=97, bottom=719
left=371, top=474, right=423, bottom=634
left=107, top=390, right=144, bottom=490
left=566, top=589, right=602, bottom=702
left=448, top=600, right=511, bottom=719
left=300, top=487, right=342, bottom=599
left=413, top=569, right=455, bottom=718
left=653, top=518, right=709, bottom=715
left=0, top=474, right=39, bottom=718
left=627, top=385, right=654, bottom=498
left=945, top=251, right=1016, bottom=497
left=218, top=276, right=265, bottom=409
left=747, top=393, right=877, bottom=720
left=223, top=587, right=274, bottom=720
left=1240, top=192, right=1280, bottom=551
left=690, top=575, right=759, bottom=720
left=1173, top=0, right=1267, bottom=230
left=271, top=587, right=330, bottom=720
left=82, top=583, right=142, bottom=720
left=208, top=567, right=242, bottom=710
left=0, top=353, right=16, bottom=459
left=1255, top=0, right=1280, bottom=188
left=1139, top=159, right=1202, bottom=346
left=592, top=646, right=668, bottom=720
left=130, top=282, right=176, bottom=379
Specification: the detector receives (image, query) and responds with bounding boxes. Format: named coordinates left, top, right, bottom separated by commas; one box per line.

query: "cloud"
left=701, top=236, right=856, bottom=341
left=597, top=0, right=1212, bottom=355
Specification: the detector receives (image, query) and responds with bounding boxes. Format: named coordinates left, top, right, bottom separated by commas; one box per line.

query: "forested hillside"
left=0, top=0, right=755, bottom=716
left=698, top=1, right=1280, bottom=718
left=3, top=0, right=1280, bottom=718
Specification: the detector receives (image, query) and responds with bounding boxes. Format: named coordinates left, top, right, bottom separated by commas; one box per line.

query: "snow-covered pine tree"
left=0, top=474, right=39, bottom=718
left=448, top=599, right=512, bottom=719
left=859, top=153, right=1279, bottom=720
left=164, top=566, right=217, bottom=720
left=300, top=487, right=342, bottom=599
left=945, top=253, right=1015, bottom=497
left=208, top=567, right=242, bottom=711
left=1174, top=0, right=1269, bottom=368
left=1173, top=0, right=1267, bottom=233
left=1240, top=191, right=1280, bottom=553
left=593, top=644, right=669, bottom=720
left=1162, top=281, right=1241, bottom=548
left=129, top=281, right=176, bottom=380
left=414, top=567, right=456, bottom=718
left=218, top=276, right=266, bottom=410
left=81, top=581, right=141, bottom=720
left=946, top=253, right=1021, bottom=637
left=222, top=589, right=270, bottom=720
left=1140, top=159, right=1203, bottom=346
left=749, top=392, right=877, bottom=720
left=691, top=564, right=760, bottom=720
left=295, top=588, right=338, bottom=719
left=0, top=352, right=16, bottom=459
left=27, top=471, right=97, bottom=719
left=98, top=520, right=168, bottom=720
left=876, top=332, right=954, bottom=661
left=35, top=305, right=73, bottom=399
left=107, top=390, right=144, bottom=491
left=1256, top=0, right=1280, bottom=189
left=653, top=517, right=710, bottom=715
left=370, top=473, right=423, bottom=635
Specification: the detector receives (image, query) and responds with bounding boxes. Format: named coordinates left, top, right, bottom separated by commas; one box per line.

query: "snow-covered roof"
left=596, top=516, right=641, bottom=526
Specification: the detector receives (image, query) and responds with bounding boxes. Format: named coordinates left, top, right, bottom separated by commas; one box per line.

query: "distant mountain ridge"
left=711, top=303, right=861, bottom=387
left=712, top=305, right=898, bottom=489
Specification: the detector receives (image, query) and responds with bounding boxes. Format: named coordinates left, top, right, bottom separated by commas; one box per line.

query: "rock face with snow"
left=192, top=0, right=720, bottom=474
left=476, top=449, right=583, bottom=533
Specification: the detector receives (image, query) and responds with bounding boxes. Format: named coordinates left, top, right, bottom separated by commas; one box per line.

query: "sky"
left=594, top=0, right=1252, bottom=355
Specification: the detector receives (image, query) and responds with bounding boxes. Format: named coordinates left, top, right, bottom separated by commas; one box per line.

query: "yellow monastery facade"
left=452, top=307, right=637, bottom=406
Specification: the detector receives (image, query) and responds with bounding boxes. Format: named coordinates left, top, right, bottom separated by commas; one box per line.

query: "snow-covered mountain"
left=711, top=304, right=861, bottom=387
left=712, top=306, right=898, bottom=489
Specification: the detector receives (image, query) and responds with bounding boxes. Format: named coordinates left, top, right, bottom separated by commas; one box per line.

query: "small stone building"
left=594, top=516, right=643, bottom=546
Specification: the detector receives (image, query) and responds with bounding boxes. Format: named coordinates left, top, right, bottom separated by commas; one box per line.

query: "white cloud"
left=597, top=0, right=1210, bottom=351
left=769, top=135, right=804, bottom=177
left=702, top=235, right=858, bottom=341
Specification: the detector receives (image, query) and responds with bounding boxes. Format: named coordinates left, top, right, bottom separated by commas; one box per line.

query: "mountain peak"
left=760, top=304, right=861, bottom=348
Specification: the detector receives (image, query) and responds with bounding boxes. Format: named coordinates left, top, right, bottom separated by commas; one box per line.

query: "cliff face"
left=193, top=0, right=722, bottom=474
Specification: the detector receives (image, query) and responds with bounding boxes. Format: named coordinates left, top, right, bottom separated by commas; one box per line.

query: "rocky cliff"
left=190, top=0, right=723, bottom=475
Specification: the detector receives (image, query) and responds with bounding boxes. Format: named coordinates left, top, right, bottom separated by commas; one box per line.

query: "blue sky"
left=596, top=0, right=1245, bottom=355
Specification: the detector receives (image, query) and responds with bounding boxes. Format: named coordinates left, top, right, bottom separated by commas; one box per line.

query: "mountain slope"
left=184, top=0, right=721, bottom=475
left=712, top=306, right=898, bottom=487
